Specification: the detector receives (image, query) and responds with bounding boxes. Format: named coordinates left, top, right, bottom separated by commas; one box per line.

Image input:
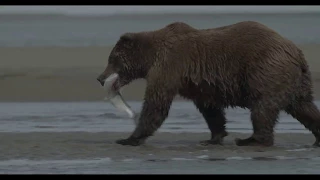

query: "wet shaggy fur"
left=97, top=21, right=320, bottom=147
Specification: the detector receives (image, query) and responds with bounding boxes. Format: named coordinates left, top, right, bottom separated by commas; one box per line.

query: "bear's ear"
left=120, top=33, right=135, bottom=41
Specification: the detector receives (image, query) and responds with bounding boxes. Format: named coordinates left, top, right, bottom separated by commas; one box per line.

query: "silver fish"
left=103, top=73, right=138, bottom=125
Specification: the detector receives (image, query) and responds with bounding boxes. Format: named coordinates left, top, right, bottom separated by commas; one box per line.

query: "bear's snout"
left=96, top=75, right=106, bottom=86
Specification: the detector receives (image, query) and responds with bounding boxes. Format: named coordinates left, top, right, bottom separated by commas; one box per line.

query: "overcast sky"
left=0, top=6, right=320, bottom=15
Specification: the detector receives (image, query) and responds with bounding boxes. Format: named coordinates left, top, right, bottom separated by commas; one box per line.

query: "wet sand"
left=1, top=44, right=320, bottom=102
left=1, top=132, right=319, bottom=161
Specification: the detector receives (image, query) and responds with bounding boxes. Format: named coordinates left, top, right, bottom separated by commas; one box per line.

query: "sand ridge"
left=1, top=44, right=320, bottom=102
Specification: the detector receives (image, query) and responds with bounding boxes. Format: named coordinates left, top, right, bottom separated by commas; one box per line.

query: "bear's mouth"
left=111, top=78, right=121, bottom=92
left=103, top=73, right=121, bottom=92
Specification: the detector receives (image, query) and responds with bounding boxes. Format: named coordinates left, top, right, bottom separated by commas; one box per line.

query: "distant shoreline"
left=1, top=12, right=320, bottom=20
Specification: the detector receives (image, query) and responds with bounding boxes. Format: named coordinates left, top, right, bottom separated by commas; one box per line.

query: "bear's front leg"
left=115, top=82, right=176, bottom=146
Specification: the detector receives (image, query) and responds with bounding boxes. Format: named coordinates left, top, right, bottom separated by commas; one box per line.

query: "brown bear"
left=97, top=21, right=320, bottom=147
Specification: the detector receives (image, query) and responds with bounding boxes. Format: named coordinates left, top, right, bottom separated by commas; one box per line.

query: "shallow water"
left=1, top=157, right=320, bottom=174
left=0, top=101, right=310, bottom=134
left=0, top=101, right=319, bottom=174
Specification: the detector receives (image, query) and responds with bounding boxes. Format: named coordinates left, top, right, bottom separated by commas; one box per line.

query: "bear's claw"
left=199, top=139, right=223, bottom=146
left=312, top=138, right=320, bottom=147
left=235, top=137, right=273, bottom=147
left=115, top=137, right=144, bottom=146
left=199, top=131, right=228, bottom=146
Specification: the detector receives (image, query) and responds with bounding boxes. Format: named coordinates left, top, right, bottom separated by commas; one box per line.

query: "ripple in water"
left=0, top=101, right=314, bottom=133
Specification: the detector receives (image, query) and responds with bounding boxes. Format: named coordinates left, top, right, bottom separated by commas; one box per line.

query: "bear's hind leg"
left=194, top=102, right=228, bottom=146
left=235, top=103, right=279, bottom=147
left=285, top=101, right=320, bottom=147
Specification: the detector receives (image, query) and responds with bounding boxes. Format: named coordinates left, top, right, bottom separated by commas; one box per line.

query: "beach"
left=1, top=131, right=320, bottom=174
left=1, top=44, right=320, bottom=102
left=0, top=131, right=317, bottom=161
left=0, top=100, right=318, bottom=174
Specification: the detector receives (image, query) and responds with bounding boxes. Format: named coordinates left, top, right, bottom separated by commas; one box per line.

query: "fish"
left=103, top=73, right=138, bottom=125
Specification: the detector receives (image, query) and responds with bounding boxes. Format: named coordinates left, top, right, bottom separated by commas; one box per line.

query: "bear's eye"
left=108, top=54, right=118, bottom=64
left=108, top=56, right=123, bottom=70
left=108, top=57, right=115, bottom=64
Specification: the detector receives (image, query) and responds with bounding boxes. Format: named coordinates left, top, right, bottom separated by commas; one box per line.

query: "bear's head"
left=97, top=32, right=154, bottom=92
